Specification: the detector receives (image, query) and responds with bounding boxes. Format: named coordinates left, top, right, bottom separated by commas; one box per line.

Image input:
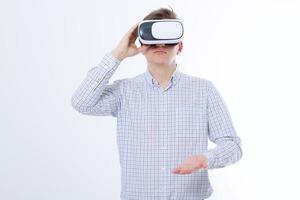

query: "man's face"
left=142, top=42, right=183, bottom=66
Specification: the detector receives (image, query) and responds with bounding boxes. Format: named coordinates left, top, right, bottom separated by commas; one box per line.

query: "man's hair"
left=134, top=7, right=179, bottom=38
left=143, top=7, right=179, bottom=20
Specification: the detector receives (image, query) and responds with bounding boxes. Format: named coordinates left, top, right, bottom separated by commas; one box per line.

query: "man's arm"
left=71, top=22, right=149, bottom=117
left=71, top=53, right=123, bottom=117
left=202, top=80, right=243, bottom=169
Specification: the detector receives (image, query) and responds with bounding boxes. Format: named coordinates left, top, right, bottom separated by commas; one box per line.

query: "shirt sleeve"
left=71, top=53, right=125, bottom=117
left=202, top=81, right=243, bottom=169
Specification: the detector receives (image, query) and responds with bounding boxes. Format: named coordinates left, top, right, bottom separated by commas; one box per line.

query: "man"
left=71, top=8, right=242, bottom=200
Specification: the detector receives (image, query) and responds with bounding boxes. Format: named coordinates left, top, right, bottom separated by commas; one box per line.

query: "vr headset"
left=138, top=19, right=184, bottom=46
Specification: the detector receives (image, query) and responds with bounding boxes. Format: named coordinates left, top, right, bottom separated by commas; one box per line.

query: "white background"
left=1, top=0, right=300, bottom=199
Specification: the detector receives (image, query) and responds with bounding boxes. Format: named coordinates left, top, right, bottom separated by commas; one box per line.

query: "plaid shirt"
left=71, top=53, right=242, bottom=200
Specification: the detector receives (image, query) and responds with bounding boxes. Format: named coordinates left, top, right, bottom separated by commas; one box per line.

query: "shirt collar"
left=144, top=65, right=182, bottom=88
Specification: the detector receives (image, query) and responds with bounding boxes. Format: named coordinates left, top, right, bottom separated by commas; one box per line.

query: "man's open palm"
left=171, top=154, right=209, bottom=175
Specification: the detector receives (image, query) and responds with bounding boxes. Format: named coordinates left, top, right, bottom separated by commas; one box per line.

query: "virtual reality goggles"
left=138, top=19, right=184, bottom=45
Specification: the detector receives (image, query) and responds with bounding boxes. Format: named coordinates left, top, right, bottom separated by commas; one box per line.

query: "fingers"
left=171, top=167, right=193, bottom=174
left=128, top=22, right=140, bottom=34
left=127, top=22, right=140, bottom=38
left=171, top=167, right=182, bottom=174
left=171, top=162, right=208, bottom=175
left=126, top=22, right=141, bottom=44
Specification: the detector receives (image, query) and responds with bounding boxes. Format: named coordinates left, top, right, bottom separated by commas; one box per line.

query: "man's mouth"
left=153, top=49, right=167, bottom=54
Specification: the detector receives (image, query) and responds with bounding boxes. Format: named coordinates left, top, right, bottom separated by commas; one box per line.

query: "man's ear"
left=177, top=42, right=183, bottom=55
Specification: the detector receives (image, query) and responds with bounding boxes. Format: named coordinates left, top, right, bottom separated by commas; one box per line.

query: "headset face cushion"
left=138, top=19, right=184, bottom=45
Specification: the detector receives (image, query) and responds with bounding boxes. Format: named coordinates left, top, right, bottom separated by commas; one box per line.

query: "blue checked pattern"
left=71, top=53, right=242, bottom=200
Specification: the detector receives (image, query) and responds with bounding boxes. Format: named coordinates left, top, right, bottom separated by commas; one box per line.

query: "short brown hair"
left=143, top=7, right=179, bottom=20
left=134, top=8, right=179, bottom=38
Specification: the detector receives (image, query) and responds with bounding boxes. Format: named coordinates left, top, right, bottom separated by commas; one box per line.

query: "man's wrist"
left=111, top=49, right=125, bottom=61
left=201, top=151, right=214, bottom=169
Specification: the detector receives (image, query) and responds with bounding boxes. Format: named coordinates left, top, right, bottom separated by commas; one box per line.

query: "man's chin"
left=149, top=59, right=170, bottom=66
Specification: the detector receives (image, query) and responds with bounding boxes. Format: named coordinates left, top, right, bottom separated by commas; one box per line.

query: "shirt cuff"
left=99, top=52, right=121, bottom=69
left=106, top=52, right=122, bottom=64
left=87, top=52, right=121, bottom=83
left=201, top=150, right=215, bottom=169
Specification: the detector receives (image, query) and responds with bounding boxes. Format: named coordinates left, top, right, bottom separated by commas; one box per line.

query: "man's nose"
left=155, top=44, right=165, bottom=47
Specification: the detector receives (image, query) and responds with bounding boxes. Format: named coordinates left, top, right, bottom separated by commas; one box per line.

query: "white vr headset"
left=138, top=19, right=184, bottom=45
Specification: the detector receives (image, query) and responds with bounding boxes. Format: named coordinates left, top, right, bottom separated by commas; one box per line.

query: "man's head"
left=139, top=8, right=183, bottom=66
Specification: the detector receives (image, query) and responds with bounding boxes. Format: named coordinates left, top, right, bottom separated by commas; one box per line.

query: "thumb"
left=137, top=45, right=149, bottom=54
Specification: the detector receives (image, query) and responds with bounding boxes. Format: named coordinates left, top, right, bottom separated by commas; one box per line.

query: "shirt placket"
left=157, top=84, right=171, bottom=197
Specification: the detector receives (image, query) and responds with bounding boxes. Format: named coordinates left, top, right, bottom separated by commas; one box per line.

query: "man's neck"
left=147, top=61, right=177, bottom=86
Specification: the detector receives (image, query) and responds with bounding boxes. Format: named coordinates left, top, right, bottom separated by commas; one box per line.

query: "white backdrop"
left=1, top=0, right=300, bottom=199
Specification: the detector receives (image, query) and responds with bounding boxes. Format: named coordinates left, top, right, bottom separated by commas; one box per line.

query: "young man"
left=71, top=8, right=242, bottom=200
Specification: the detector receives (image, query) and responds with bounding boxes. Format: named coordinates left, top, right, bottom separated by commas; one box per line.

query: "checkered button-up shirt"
left=71, top=53, right=242, bottom=200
